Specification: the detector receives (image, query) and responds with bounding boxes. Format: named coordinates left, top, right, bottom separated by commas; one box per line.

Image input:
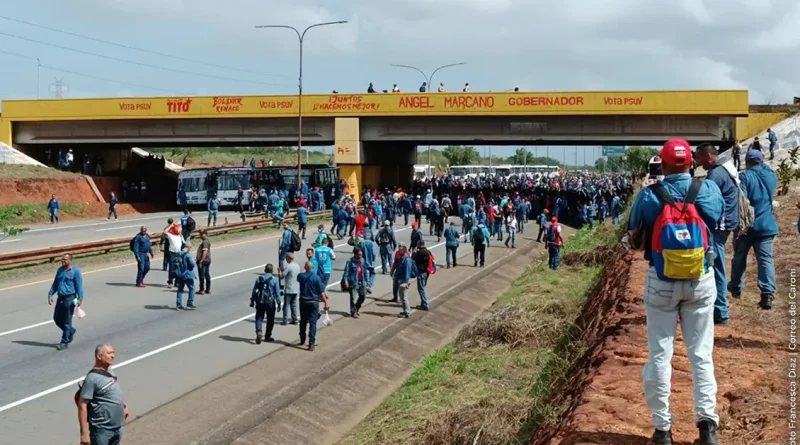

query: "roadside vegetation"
left=340, top=222, right=624, bottom=445
left=0, top=164, right=79, bottom=179
left=147, top=147, right=332, bottom=167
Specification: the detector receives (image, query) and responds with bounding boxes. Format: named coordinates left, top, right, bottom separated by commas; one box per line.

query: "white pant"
left=643, top=267, right=719, bottom=431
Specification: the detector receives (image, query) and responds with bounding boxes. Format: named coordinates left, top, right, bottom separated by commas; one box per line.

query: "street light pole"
left=390, top=62, right=467, bottom=175
left=256, top=21, right=348, bottom=193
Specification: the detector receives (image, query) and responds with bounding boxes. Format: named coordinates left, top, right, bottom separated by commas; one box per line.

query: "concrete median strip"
left=121, top=237, right=543, bottom=445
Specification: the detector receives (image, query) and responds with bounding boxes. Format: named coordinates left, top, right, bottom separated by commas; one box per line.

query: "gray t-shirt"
left=79, top=369, right=125, bottom=431
left=196, top=239, right=211, bottom=264
left=283, top=262, right=301, bottom=294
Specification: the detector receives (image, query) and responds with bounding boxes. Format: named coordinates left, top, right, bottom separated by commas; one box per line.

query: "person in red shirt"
left=487, top=205, right=496, bottom=236
left=354, top=210, right=367, bottom=237
left=546, top=216, right=563, bottom=270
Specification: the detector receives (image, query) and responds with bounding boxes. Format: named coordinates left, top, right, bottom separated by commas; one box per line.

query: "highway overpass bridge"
left=0, top=90, right=748, bottom=190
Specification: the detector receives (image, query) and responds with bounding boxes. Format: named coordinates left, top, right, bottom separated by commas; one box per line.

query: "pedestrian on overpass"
left=48, top=253, right=84, bottom=351
left=48, top=193, right=60, bottom=224
left=173, top=242, right=197, bottom=310
left=132, top=226, right=154, bottom=288
left=296, top=203, right=309, bottom=239
left=297, top=261, right=330, bottom=351
left=342, top=248, right=370, bottom=318
left=471, top=222, right=490, bottom=267
left=76, top=344, right=128, bottom=445
left=195, top=230, right=212, bottom=295
left=250, top=264, right=280, bottom=344
left=207, top=193, right=220, bottom=227
left=377, top=220, right=397, bottom=273
left=444, top=221, right=459, bottom=268
left=411, top=241, right=432, bottom=311
left=107, top=192, right=119, bottom=221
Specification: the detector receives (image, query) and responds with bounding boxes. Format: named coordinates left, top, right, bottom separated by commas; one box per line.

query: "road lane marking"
left=0, top=239, right=23, bottom=244
left=0, top=238, right=452, bottom=413
left=0, top=321, right=52, bottom=338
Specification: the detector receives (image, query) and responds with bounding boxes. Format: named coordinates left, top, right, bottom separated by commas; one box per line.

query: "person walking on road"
left=342, top=248, right=370, bottom=318
left=250, top=264, right=281, bottom=344
left=159, top=218, right=175, bottom=271
left=471, top=222, right=490, bottom=267
left=314, top=237, right=336, bottom=287
left=132, top=226, right=154, bottom=288
left=695, top=143, right=739, bottom=324
left=195, top=230, right=212, bottom=295
left=77, top=344, right=129, bottom=445
left=537, top=209, right=549, bottom=242
left=180, top=210, right=195, bottom=242
left=107, top=192, right=119, bottom=221
left=174, top=243, right=197, bottom=310
left=48, top=253, right=84, bottom=351
left=165, top=223, right=182, bottom=288
left=444, top=221, right=459, bottom=268
left=313, top=224, right=331, bottom=248
left=624, top=138, right=722, bottom=445
left=505, top=215, right=517, bottom=249
left=411, top=241, right=432, bottom=311
left=728, top=149, right=779, bottom=310
left=546, top=217, right=563, bottom=270
left=296, top=203, right=309, bottom=239
left=48, top=194, right=60, bottom=224
left=376, top=220, right=397, bottom=273
left=281, top=253, right=301, bottom=325
left=207, top=193, right=220, bottom=227
left=279, top=222, right=293, bottom=268
left=357, top=234, right=377, bottom=292
left=394, top=243, right=413, bottom=318
left=410, top=222, right=423, bottom=253
left=297, top=261, right=330, bottom=351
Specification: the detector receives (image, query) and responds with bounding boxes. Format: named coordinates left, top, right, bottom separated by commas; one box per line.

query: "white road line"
left=0, top=239, right=23, bottom=244
left=0, top=321, right=52, bottom=338
left=0, top=237, right=449, bottom=414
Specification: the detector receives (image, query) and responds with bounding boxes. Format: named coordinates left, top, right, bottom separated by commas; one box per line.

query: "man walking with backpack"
left=695, top=143, right=739, bottom=324
left=412, top=240, right=432, bottom=311
left=546, top=217, right=563, bottom=270
left=376, top=220, right=397, bottom=273
left=624, top=139, right=723, bottom=445
left=471, top=222, right=490, bottom=267
left=174, top=243, right=197, bottom=310
left=131, top=226, right=154, bottom=288
left=250, top=264, right=281, bottom=344
left=279, top=222, right=299, bottom=269
left=342, top=248, right=370, bottom=318
left=180, top=210, right=195, bottom=242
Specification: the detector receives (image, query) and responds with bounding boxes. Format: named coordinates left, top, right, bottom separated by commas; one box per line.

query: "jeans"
left=397, top=281, right=411, bottom=315
left=299, top=301, right=319, bottom=345
left=207, top=210, right=218, bottom=226
left=162, top=250, right=171, bottom=271
left=494, top=220, right=503, bottom=240
left=473, top=244, right=485, bottom=266
left=505, top=230, right=516, bottom=248
left=446, top=245, right=458, bottom=267
left=198, top=262, right=211, bottom=292
left=367, top=266, right=376, bottom=287
left=380, top=247, right=393, bottom=272
left=283, top=293, right=298, bottom=323
left=348, top=285, right=366, bottom=315
left=50, top=209, right=58, bottom=223
left=711, top=230, right=731, bottom=322
left=417, top=272, right=429, bottom=309
left=298, top=222, right=307, bottom=239
left=729, top=232, right=777, bottom=297
left=136, top=253, right=150, bottom=285
left=642, top=267, right=719, bottom=431
left=517, top=215, right=524, bottom=233
left=90, top=427, right=122, bottom=445
left=176, top=278, right=195, bottom=306
left=53, top=295, right=76, bottom=345
left=278, top=249, right=288, bottom=268
left=537, top=226, right=545, bottom=242
left=255, top=301, right=276, bottom=336
left=613, top=213, right=621, bottom=225
left=107, top=208, right=117, bottom=219
left=322, top=272, right=331, bottom=288
left=548, top=245, right=561, bottom=270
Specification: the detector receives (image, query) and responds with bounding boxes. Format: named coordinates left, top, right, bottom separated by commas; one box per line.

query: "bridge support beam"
left=0, top=119, right=11, bottom=146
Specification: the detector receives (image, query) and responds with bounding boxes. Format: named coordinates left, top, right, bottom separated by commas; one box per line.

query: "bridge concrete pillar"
left=334, top=117, right=364, bottom=202
left=0, top=119, right=11, bottom=146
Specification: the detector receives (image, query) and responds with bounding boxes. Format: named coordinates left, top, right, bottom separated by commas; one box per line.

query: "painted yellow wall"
left=735, top=112, right=786, bottom=141
left=362, top=165, right=381, bottom=190
left=334, top=118, right=361, bottom=164
left=339, top=165, right=362, bottom=203
left=0, top=118, right=11, bottom=145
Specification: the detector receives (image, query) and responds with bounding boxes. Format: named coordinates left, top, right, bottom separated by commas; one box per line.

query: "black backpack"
left=379, top=228, right=392, bottom=245
left=473, top=227, right=485, bottom=244
left=129, top=236, right=137, bottom=252
left=185, top=217, right=196, bottom=232
left=289, top=230, right=301, bottom=252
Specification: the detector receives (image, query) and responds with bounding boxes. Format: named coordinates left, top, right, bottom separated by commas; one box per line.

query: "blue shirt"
left=48, top=199, right=60, bottom=211
left=180, top=215, right=190, bottom=229
left=393, top=254, right=412, bottom=284
left=208, top=198, right=220, bottom=211
left=444, top=227, right=460, bottom=247
left=48, top=266, right=84, bottom=301
left=296, top=207, right=309, bottom=224
left=357, top=239, right=377, bottom=267
left=471, top=225, right=491, bottom=246
left=133, top=233, right=153, bottom=255
left=280, top=228, right=293, bottom=250
left=343, top=257, right=370, bottom=288
left=298, top=271, right=325, bottom=302
left=314, top=246, right=335, bottom=273
left=705, top=162, right=739, bottom=231
left=410, top=230, right=423, bottom=250
left=251, top=273, right=280, bottom=305
left=180, top=251, right=196, bottom=280
left=739, top=165, right=779, bottom=236
left=628, top=173, right=723, bottom=266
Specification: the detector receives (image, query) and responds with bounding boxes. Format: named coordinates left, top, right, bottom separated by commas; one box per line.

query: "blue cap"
left=745, top=150, right=763, bottom=162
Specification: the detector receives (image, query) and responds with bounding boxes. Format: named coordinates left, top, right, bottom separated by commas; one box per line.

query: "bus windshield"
left=218, top=173, right=250, bottom=191
left=450, top=167, right=468, bottom=177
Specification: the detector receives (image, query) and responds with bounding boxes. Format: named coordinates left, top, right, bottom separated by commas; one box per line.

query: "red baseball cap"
left=660, top=139, right=691, bottom=167
left=551, top=216, right=558, bottom=223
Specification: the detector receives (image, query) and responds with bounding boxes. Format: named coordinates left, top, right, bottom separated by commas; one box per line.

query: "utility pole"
left=36, top=59, right=41, bottom=99
left=49, top=78, right=67, bottom=99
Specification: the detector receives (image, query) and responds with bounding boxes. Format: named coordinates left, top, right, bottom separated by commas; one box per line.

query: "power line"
left=0, top=14, right=285, bottom=79
left=0, top=48, right=176, bottom=94
left=0, top=31, right=290, bottom=87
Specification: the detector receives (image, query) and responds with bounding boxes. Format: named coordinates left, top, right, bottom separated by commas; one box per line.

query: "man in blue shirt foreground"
left=297, top=261, right=330, bottom=351
left=48, top=253, right=84, bottom=350
left=625, top=139, right=722, bottom=445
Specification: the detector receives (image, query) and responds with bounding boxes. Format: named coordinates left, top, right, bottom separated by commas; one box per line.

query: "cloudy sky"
left=0, top=0, right=797, bottom=162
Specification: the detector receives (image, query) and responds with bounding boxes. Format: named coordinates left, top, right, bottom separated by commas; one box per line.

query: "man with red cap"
left=544, top=216, right=562, bottom=269
left=624, top=139, right=723, bottom=445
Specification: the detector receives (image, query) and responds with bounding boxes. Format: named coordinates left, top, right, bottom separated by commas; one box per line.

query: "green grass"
left=339, top=231, right=609, bottom=445
left=0, top=202, right=90, bottom=228
left=0, top=164, right=81, bottom=179
left=147, top=147, right=332, bottom=167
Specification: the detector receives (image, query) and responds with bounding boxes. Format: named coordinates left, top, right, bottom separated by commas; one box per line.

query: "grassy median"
left=339, top=222, right=623, bottom=445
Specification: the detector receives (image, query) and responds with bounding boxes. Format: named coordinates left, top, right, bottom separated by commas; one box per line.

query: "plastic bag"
left=74, top=306, right=86, bottom=319
left=320, top=310, right=332, bottom=327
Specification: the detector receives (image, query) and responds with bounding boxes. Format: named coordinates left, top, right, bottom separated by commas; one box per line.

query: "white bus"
left=493, top=164, right=512, bottom=177
left=176, top=169, right=210, bottom=206
left=450, top=165, right=491, bottom=179
left=413, top=164, right=436, bottom=179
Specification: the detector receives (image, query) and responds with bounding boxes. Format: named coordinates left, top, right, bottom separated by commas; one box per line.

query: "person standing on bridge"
left=297, top=260, right=329, bottom=351
left=77, top=344, right=128, bottom=445
left=48, top=253, right=84, bottom=350
left=48, top=193, right=60, bottom=224
left=132, top=226, right=154, bottom=288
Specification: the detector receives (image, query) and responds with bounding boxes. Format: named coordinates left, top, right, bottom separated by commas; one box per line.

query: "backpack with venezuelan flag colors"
left=650, top=179, right=709, bottom=281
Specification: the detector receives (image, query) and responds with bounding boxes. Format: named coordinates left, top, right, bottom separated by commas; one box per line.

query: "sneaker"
left=280, top=321, right=288, bottom=326
left=266, top=337, right=275, bottom=343
left=196, top=290, right=205, bottom=295
left=56, top=343, right=69, bottom=351
left=186, top=304, right=197, bottom=310
left=299, top=338, right=306, bottom=346
left=168, top=284, right=174, bottom=290
left=474, top=260, right=478, bottom=267
left=176, top=305, right=185, bottom=311
left=367, top=288, right=372, bottom=294
left=759, top=295, right=774, bottom=310
left=416, top=305, right=429, bottom=311
left=290, top=321, right=298, bottom=325
left=652, top=429, right=673, bottom=445
left=205, top=290, right=211, bottom=295
left=136, top=283, right=145, bottom=288
left=714, top=318, right=730, bottom=325
left=308, top=344, right=316, bottom=351
left=698, top=420, right=718, bottom=445
left=398, top=312, right=410, bottom=319
left=256, top=334, right=263, bottom=345
left=68, top=328, right=76, bottom=343
left=354, top=313, right=361, bottom=319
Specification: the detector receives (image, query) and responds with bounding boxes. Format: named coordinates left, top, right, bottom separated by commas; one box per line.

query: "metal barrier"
left=0, top=210, right=331, bottom=267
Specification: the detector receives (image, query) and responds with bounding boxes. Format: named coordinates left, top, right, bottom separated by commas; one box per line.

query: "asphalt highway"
left=0, top=210, right=239, bottom=254
left=0, top=216, right=506, bottom=445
